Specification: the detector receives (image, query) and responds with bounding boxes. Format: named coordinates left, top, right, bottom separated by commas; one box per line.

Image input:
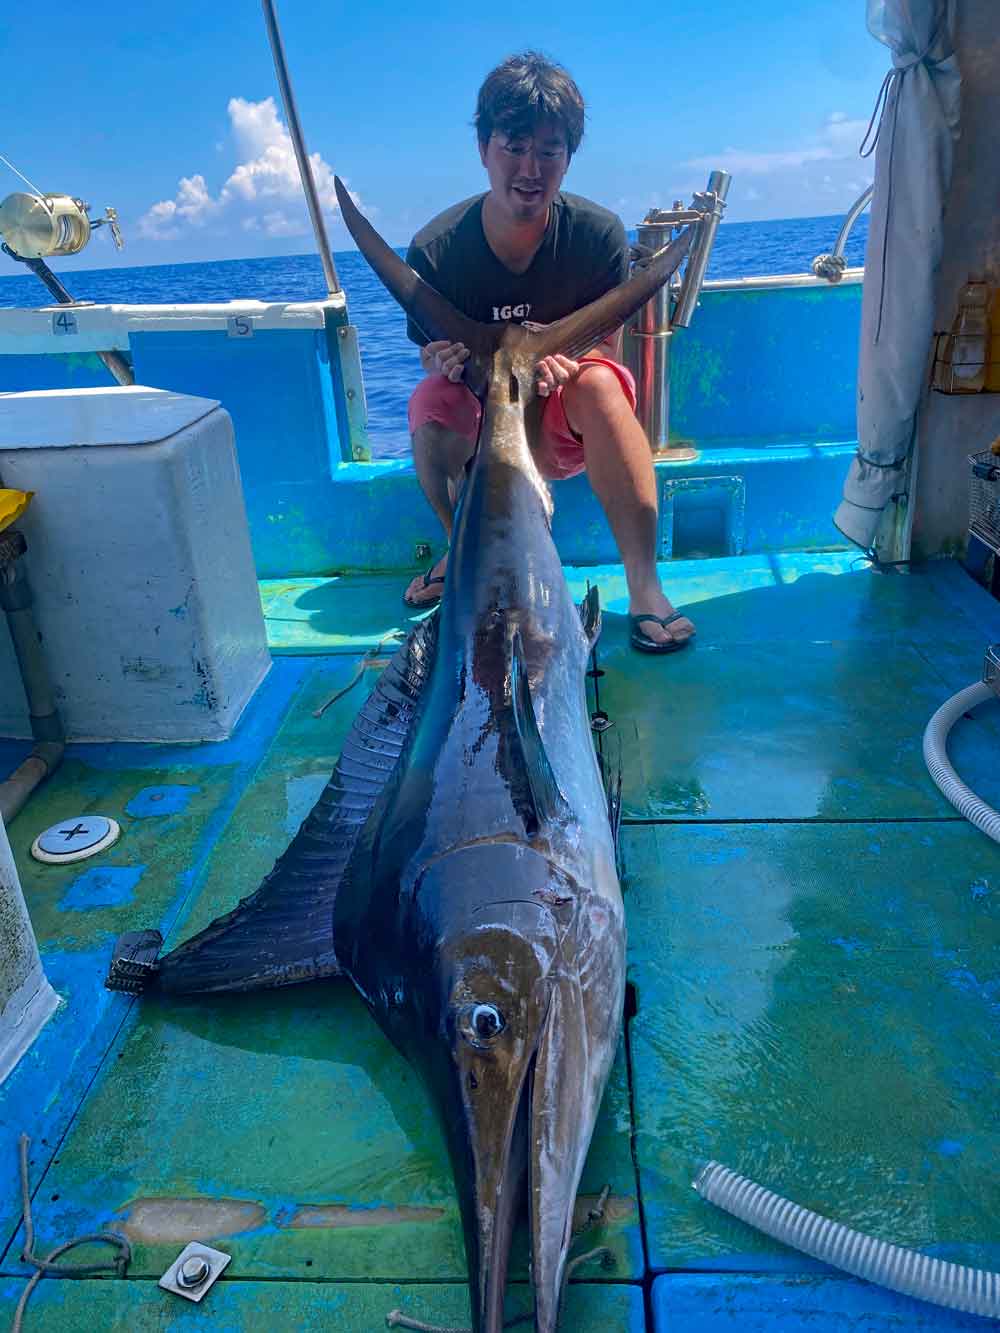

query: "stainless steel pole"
left=672, top=170, right=731, bottom=329
left=628, top=210, right=680, bottom=453
left=832, top=184, right=873, bottom=263
left=261, top=0, right=342, bottom=296
left=625, top=206, right=699, bottom=459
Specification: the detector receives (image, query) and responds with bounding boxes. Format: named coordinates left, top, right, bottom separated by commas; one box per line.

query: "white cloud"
left=138, top=97, right=367, bottom=242
left=685, top=113, right=870, bottom=177
left=683, top=112, right=874, bottom=221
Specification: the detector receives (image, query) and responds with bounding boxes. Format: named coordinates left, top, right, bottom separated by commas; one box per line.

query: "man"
left=402, top=51, right=694, bottom=654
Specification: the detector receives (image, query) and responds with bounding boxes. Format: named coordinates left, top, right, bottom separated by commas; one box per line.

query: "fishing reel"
left=0, top=191, right=123, bottom=259
left=0, top=186, right=133, bottom=384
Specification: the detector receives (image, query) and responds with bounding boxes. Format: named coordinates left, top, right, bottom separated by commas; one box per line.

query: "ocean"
left=0, top=213, right=868, bottom=459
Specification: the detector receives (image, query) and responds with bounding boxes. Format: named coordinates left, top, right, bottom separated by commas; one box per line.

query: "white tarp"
left=834, top=0, right=961, bottom=551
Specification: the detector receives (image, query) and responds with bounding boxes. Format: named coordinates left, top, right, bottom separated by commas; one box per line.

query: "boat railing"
left=811, top=183, right=874, bottom=283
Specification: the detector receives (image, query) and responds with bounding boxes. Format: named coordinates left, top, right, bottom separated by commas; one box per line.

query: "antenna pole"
left=261, top=0, right=342, bottom=296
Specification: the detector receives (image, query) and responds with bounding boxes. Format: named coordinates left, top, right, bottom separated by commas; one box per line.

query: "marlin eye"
left=463, top=1003, right=505, bottom=1045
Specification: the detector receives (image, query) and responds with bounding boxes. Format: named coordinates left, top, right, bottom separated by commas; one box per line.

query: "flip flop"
left=403, top=564, right=446, bottom=609
left=629, top=611, right=694, bottom=655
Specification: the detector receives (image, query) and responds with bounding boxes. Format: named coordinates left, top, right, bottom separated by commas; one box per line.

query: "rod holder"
left=672, top=170, right=731, bottom=329
left=625, top=170, right=731, bottom=455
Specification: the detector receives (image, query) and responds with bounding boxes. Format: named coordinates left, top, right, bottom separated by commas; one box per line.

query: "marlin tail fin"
left=335, top=177, right=498, bottom=396
left=335, top=176, right=693, bottom=397
left=523, top=229, right=693, bottom=365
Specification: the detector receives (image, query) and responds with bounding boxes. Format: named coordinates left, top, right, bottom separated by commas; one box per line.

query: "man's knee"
left=562, top=363, right=632, bottom=436
left=565, top=364, right=630, bottom=415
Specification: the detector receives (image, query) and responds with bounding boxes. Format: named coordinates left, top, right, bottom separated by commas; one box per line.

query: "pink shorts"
left=407, top=357, right=638, bottom=482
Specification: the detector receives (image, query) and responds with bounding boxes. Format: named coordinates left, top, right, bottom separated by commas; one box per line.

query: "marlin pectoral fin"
left=523, top=228, right=694, bottom=366
left=578, top=584, right=601, bottom=650
left=508, top=630, right=571, bottom=833
left=334, top=177, right=497, bottom=397
left=122, top=613, right=440, bottom=996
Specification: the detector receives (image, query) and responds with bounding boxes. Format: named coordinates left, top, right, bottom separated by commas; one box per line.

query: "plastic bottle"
left=935, top=277, right=990, bottom=393
left=987, top=287, right=1000, bottom=392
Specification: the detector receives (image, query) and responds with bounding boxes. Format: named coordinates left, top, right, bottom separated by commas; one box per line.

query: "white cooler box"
left=0, top=386, right=270, bottom=741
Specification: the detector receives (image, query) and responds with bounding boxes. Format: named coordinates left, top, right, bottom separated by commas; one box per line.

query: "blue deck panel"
left=0, top=1278, right=646, bottom=1330
left=0, top=351, right=117, bottom=392
left=670, top=281, right=861, bottom=444
left=626, top=822, right=1000, bottom=1275
left=651, top=1274, right=994, bottom=1330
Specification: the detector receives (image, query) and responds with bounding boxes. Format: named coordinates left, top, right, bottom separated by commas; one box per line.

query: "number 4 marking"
left=53, top=310, right=78, bottom=335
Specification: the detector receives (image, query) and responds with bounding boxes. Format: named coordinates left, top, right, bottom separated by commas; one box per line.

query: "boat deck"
left=2, top=550, right=999, bottom=1330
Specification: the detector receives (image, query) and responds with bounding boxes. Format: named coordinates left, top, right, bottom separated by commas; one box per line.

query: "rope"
left=384, top=1188, right=615, bottom=1332
left=851, top=544, right=913, bottom=573
left=858, top=69, right=896, bottom=161
left=313, top=633, right=404, bottom=718
left=385, top=1311, right=533, bottom=1333
left=11, top=1133, right=131, bottom=1333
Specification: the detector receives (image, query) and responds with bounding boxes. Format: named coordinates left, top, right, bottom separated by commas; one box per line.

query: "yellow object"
left=991, top=436, right=1000, bottom=457
left=0, top=489, right=33, bottom=533
left=987, top=288, right=1000, bottom=392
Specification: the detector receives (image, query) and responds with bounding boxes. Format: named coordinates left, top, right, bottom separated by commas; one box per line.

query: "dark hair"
left=474, top=52, right=585, bottom=157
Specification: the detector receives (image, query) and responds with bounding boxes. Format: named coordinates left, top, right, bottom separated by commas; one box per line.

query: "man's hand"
left=526, top=320, right=620, bottom=398
left=536, top=353, right=580, bottom=397
left=421, top=340, right=470, bottom=382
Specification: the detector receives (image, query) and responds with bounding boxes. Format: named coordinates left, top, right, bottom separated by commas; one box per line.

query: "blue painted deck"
left=1, top=551, right=998, bottom=1329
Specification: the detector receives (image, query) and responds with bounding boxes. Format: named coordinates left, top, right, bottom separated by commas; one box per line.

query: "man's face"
left=479, top=119, right=570, bottom=225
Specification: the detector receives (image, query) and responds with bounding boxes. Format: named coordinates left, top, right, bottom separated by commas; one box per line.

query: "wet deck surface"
left=2, top=553, right=999, bottom=1330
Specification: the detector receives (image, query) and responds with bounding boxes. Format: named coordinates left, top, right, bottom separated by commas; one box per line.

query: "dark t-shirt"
left=404, top=192, right=629, bottom=346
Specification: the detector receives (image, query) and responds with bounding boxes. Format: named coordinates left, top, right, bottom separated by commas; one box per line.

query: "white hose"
left=923, top=681, right=1000, bottom=843
left=694, top=1161, right=1000, bottom=1320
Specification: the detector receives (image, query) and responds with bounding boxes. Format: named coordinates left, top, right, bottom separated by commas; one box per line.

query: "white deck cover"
left=834, top=0, right=961, bottom=551
left=0, top=815, right=58, bottom=1086
left=0, top=386, right=270, bottom=742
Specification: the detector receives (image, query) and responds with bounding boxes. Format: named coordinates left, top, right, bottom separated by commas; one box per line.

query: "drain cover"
left=31, top=815, right=121, bottom=864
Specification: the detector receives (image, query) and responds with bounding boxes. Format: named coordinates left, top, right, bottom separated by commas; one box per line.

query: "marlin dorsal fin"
left=136, top=612, right=441, bottom=995
left=509, top=629, right=570, bottom=832
left=335, top=177, right=498, bottom=397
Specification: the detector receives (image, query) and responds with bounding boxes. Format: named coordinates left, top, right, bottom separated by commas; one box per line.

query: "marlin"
left=108, top=184, right=690, bottom=1332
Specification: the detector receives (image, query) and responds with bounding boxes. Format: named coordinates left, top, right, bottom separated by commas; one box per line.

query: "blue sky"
left=0, top=1, right=888, bottom=272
